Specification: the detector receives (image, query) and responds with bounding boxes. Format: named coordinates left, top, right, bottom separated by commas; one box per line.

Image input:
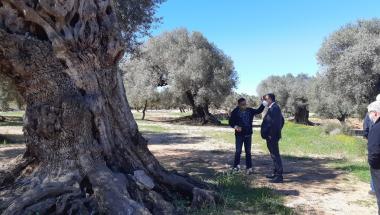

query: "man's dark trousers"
left=371, top=168, right=380, bottom=214
left=234, top=134, right=252, bottom=168
left=266, top=137, right=283, bottom=176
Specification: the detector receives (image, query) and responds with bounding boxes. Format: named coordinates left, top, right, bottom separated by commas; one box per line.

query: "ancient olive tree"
left=316, top=19, right=380, bottom=121
left=0, top=1, right=220, bottom=214
left=309, top=73, right=353, bottom=123
left=257, top=73, right=313, bottom=125
left=122, top=29, right=238, bottom=124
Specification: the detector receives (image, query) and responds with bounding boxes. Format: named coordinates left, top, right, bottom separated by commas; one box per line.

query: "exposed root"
left=0, top=155, right=34, bottom=187
left=3, top=182, right=79, bottom=215
left=191, top=188, right=223, bottom=209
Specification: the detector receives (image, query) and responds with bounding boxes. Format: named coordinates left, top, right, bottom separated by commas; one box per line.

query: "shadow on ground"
left=149, top=139, right=344, bottom=196
left=0, top=147, right=25, bottom=163
left=0, top=134, right=25, bottom=144
left=143, top=132, right=208, bottom=145
left=0, top=116, right=23, bottom=127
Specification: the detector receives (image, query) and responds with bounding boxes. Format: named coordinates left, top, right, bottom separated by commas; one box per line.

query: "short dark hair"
left=266, top=93, right=276, bottom=102
left=238, top=98, right=246, bottom=104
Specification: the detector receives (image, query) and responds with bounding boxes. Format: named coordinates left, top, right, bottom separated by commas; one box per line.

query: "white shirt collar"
left=269, top=102, right=275, bottom=109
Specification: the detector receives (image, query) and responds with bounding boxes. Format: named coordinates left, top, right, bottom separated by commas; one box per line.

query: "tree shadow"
left=149, top=142, right=345, bottom=195
left=0, top=134, right=25, bottom=144
left=0, top=116, right=23, bottom=127
left=0, top=147, right=25, bottom=162
left=143, top=132, right=207, bottom=145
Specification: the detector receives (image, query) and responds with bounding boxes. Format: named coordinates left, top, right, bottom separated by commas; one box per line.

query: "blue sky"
left=151, top=0, right=380, bottom=95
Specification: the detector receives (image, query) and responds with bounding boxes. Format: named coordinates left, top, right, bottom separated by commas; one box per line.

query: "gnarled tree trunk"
left=186, top=91, right=221, bottom=125
left=293, top=98, right=313, bottom=125
left=0, top=1, right=220, bottom=214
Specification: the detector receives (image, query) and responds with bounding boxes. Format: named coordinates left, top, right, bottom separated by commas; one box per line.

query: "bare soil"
left=0, top=112, right=377, bottom=215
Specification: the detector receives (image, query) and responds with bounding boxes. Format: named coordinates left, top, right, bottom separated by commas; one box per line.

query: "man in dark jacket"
left=229, top=98, right=265, bottom=174
left=367, top=101, right=380, bottom=214
left=261, top=93, right=285, bottom=183
left=363, top=113, right=376, bottom=195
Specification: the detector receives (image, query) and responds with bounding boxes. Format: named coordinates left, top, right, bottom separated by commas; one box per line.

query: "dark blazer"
left=229, top=104, right=265, bottom=135
left=368, top=118, right=380, bottom=169
left=261, top=103, right=285, bottom=140
left=363, top=113, right=374, bottom=139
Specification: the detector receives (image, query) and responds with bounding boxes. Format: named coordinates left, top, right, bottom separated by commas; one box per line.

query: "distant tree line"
left=258, top=19, right=380, bottom=124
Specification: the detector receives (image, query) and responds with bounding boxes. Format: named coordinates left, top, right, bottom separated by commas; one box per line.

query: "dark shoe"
left=231, top=165, right=241, bottom=173
left=270, top=176, right=283, bottom=183
left=266, top=174, right=276, bottom=179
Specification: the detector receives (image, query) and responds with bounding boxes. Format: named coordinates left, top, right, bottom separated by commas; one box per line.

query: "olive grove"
left=0, top=0, right=221, bottom=214
left=257, top=73, right=313, bottom=125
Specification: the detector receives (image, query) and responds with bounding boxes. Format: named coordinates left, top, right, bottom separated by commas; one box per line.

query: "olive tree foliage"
left=115, top=0, right=164, bottom=53
left=316, top=19, right=380, bottom=121
left=123, top=60, right=160, bottom=120
left=257, top=73, right=313, bottom=125
left=122, top=29, right=238, bottom=124
left=309, top=73, right=353, bottom=123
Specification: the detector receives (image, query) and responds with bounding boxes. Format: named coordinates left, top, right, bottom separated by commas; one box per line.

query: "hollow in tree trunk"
left=0, top=1, right=220, bottom=214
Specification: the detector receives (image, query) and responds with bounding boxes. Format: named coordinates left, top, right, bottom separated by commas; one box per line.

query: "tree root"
left=0, top=155, right=34, bottom=187
left=0, top=151, right=223, bottom=215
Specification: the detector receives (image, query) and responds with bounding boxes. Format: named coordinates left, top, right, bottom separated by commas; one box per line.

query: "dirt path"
left=143, top=121, right=377, bottom=215
left=0, top=119, right=377, bottom=214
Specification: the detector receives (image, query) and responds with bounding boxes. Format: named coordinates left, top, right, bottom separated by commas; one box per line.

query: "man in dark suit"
left=229, top=98, right=265, bottom=174
left=261, top=93, right=285, bottom=183
left=367, top=101, right=380, bottom=214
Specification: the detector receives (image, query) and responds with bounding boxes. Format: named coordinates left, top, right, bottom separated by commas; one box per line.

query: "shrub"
left=322, top=122, right=353, bottom=136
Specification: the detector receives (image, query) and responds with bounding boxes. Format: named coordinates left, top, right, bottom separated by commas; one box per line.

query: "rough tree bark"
left=185, top=91, right=221, bottom=125
left=0, top=1, right=220, bottom=214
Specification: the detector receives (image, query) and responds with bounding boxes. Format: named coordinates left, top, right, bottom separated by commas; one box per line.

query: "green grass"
left=138, top=124, right=166, bottom=133
left=205, top=130, right=235, bottom=144
left=266, top=122, right=366, bottom=160
left=220, top=119, right=229, bottom=126
left=182, top=173, right=295, bottom=215
left=330, top=161, right=370, bottom=182
left=0, top=111, right=24, bottom=126
left=208, top=122, right=370, bottom=183
left=0, top=111, right=24, bottom=117
left=269, top=122, right=370, bottom=182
